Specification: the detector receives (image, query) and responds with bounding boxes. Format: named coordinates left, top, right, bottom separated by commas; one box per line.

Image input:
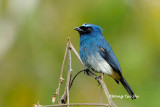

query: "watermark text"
left=109, top=94, right=139, bottom=99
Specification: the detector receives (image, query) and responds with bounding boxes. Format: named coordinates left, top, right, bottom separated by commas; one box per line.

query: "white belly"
left=86, top=53, right=113, bottom=75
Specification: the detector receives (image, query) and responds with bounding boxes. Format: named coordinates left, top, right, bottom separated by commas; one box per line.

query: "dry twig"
left=56, top=42, right=69, bottom=104
left=38, top=103, right=110, bottom=107
left=35, top=38, right=117, bottom=107
left=66, top=38, right=72, bottom=106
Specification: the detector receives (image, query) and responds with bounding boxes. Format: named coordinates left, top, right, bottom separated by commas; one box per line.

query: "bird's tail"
left=120, top=76, right=136, bottom=99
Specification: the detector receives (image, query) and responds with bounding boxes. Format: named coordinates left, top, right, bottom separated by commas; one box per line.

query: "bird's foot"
left=84, top=69, right=90, bottom=76
left=95, top=76, right=101, bottom=86
left=84, top=69, right=102, bottom=85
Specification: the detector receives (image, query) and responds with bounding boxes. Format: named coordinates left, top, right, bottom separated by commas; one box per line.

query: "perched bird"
left=74, top=23, right=136, bottom=99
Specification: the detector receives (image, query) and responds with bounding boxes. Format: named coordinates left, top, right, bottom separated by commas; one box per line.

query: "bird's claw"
left=84, top=69, right=101, bottom=85
left=84, top=69, right=90, bottom=76
left=95, top=76, right=101, bottom=86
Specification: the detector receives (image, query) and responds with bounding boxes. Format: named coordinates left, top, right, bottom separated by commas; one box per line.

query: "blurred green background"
left=0, top=0, right=160, bottom=107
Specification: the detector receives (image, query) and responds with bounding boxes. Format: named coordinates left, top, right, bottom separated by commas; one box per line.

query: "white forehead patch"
left=81, top=23, right=102, bottom=32
left=82, top=23, right=89, bottom=27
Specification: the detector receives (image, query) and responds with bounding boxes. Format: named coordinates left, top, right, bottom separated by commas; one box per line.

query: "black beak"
left=74, top=27, right=82, bottom=32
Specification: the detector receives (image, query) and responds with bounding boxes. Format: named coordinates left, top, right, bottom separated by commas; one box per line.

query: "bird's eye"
left=87, top=27, right=92, bottom=31
left=79, top=26, right=87, bottom=30
left=78, top=26, right=93, bottom=34
left=79, top=26, right=92, bottom=31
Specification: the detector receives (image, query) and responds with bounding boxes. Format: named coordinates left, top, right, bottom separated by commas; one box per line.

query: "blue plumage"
left=75, top=23, right=136, bottom=99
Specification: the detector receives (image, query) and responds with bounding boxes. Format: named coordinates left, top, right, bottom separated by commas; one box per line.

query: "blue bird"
left=74, top=23, right=136, bottom=99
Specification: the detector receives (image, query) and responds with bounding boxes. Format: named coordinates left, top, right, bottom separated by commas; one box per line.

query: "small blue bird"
left=74, top=23, right=136, bottom=99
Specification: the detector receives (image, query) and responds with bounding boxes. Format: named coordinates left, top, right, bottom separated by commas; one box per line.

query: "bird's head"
left=74, top=23, right=102, bottom=36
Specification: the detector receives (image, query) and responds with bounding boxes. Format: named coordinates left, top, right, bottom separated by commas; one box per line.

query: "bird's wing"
left=98, top=41, right=122, bottom=75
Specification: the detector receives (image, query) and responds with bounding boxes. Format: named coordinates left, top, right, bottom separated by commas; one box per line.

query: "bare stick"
left=100, top=73, right=103, bottom=105
left=99, top=79, right=116, bottom=107
left=70, top=42, right=85, bottom=68
left=69, top=69, right=84, bottom=89
left=66, top=38, right=72, bottom=107
left=56, top=42, right=68, bottom=104
left=69, top=41, right=116, bottom=107
left=38, top=103, right=110, bottom=107
left=60, top=69, right=84, bottom=104
left=60, top=42, right=85, bottom=104
left=35, top=38, right=117, bottom=107
left=100, top=85, right=102, bottom=105
left=84, top=71, right=116, bottom=107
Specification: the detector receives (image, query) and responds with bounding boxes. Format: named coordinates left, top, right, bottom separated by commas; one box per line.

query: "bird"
left=74, top=23, right=136, bottom=99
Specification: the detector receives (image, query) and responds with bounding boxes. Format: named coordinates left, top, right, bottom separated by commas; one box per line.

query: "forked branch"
left=34, top=38, right=116, bottom=107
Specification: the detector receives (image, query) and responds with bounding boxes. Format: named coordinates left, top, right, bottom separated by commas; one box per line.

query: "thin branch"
left=99, top=79, right=116, bottom=107
left=73, top=43, right=116, bottom=106
left=38, top=103, right=110, bottom=107
left=37, top=38, right=117, bottom=107
left=60, top=69, right=84, bottom=104
left=100, top=85, right=102, bottom=105
left=60, top=40, right=86, bottom=104
left=83, top=71, right=116, bottom=107
left=66, top=38, right=72, bottom=107
left=56, top=42, right=69, bottom=104
left=60, top=40, right=116, bottom=107
left=69, top=42, right=85, bottom=68
left=69, top=69, right=84, bottom=89
left=100, top=73, right=103, bottom=105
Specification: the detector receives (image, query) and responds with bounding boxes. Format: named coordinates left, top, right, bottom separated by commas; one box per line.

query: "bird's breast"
left=80, top=49, right=113, bottom=75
